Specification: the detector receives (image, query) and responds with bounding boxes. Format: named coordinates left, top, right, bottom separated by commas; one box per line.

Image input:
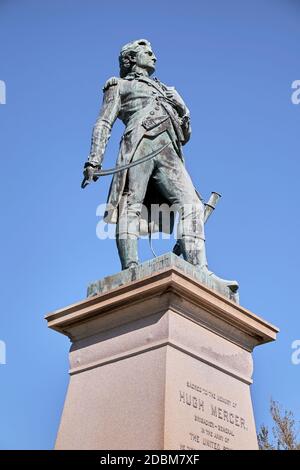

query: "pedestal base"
left=46, top=256, right=278, bottom=450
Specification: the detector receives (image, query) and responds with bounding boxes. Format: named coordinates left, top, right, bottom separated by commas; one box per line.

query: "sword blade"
left=93, top=141, right=171, bottom=177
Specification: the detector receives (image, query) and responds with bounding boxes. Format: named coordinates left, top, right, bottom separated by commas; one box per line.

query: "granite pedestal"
left=46, top=254, right=278, bottom=450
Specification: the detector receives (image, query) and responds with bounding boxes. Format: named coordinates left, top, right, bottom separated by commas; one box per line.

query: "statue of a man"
left=82, top=39, right=237, bottom=293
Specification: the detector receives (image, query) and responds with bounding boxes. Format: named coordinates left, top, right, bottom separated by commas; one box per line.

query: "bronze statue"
left=82, top=39, right=238, bottom=295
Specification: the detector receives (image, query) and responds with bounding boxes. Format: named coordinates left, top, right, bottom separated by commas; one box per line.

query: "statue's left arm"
left=166, top=88, right=191, bottom=144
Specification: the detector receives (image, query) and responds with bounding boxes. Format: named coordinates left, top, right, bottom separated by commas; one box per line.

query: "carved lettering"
left=179, top=391, right=205, bottom=411
left=211, top=405, right=246, bottom=429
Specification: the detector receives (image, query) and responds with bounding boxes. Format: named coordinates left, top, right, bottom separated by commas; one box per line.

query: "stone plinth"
left=87, top=252, right=239, bottom=303
left=46, top=256, right=278, bottom=450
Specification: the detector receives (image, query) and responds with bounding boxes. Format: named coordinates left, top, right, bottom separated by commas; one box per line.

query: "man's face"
left=135, top=46, right=157, bottom=75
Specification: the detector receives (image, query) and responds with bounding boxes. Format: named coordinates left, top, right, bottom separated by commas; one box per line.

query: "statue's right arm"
left=85, top=78, right=121, bottom=169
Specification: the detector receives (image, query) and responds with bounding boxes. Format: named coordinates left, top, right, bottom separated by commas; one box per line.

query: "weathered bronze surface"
left=82, top=39, right=238, bottom=298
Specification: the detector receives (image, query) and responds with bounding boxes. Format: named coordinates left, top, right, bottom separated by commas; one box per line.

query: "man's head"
left=119, top=39, right=157, bottom=78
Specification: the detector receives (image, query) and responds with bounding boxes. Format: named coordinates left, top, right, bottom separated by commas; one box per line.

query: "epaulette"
left=103, top=76, right=119, bottom=92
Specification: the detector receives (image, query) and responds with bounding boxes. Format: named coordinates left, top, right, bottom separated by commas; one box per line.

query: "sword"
left=81, top=141, right=172, bottom=188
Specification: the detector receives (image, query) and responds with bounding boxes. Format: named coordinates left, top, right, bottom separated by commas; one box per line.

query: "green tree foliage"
left=258, top=399, right=300, bottom=450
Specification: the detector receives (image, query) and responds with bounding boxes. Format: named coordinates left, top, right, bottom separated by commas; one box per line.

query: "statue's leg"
left=116, top=234, right=139, bottom=270
left=116, top=138, right=155, bottom=270
left=153, top=138, right=238, bottom=293
left=177, top=202, right=206, bottom=267
left=152, top=136, right=206, bottom=265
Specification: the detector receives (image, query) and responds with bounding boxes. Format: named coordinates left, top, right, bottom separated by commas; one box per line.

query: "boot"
left=116, top=236, right=139, bottom=270
left=181, top=237, right=239, bottom=294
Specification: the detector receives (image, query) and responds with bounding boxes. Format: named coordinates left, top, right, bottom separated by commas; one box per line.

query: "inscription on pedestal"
left=176, top=380, right=249, bottom=450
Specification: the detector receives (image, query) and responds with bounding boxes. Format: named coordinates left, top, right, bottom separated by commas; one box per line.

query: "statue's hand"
left=165, top=88, right=186, bottom=117
left=81, top=162, right=101, bottom=189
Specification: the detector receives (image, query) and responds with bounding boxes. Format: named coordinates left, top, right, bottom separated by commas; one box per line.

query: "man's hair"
left=119, top=39, right=152, bottom=78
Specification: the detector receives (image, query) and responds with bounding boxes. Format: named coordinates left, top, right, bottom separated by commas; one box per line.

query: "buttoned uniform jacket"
left=88, top=73, right=192, bottom=234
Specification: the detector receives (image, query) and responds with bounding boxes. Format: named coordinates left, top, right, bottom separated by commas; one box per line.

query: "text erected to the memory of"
left=178, top=380, right=249, bottom=450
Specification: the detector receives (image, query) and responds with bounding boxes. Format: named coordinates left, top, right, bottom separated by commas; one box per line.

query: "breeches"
left=116, top=131, right=205, bottom=248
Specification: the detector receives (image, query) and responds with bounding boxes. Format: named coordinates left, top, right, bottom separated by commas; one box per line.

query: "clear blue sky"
left=0, top=0, right=300, bottom=449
